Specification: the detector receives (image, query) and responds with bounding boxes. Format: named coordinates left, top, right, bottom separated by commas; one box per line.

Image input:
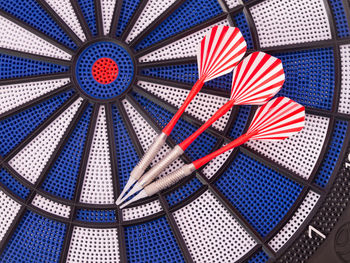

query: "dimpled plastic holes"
left=75, top=42, right=134, bottom=100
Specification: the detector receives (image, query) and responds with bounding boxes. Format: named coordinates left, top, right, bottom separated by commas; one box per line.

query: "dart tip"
left=118, top=182, right=143, bottom=206
left=119, top=190, right=148, bottom=209
left=115, top=176, right=136, bottom=205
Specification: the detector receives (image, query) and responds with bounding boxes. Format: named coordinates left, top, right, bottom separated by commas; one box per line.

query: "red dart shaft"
left=179, top=99, right=236, bottom=150
left=162, top=77, right=206, bottom=136
left=192, top=133, right=252, bottom=169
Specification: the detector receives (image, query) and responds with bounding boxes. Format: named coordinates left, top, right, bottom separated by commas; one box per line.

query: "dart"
left=120, top=97, right=305, bottom=208
left=116, top=25, right=247, bottom=205
left=118, top=52, right=285, bottom=205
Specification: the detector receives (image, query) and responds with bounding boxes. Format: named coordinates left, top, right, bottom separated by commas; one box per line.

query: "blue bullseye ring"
left=75, top=41, right=134, bottom=100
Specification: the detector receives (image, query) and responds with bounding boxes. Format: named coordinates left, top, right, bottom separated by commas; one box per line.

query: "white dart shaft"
left=138, top=145, right=184, bottom=187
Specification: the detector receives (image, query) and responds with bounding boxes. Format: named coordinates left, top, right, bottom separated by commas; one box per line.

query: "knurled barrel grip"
left=130, top=132, right=167, bottom=180
left=145, top=164, right=196, bottom=195
left=139, top=145, right=184, bottom=186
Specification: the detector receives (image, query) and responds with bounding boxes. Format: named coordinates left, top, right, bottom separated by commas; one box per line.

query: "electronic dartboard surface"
left=0, top=0, right=349, bottom=262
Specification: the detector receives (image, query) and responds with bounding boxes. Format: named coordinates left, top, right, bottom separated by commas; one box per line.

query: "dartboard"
left=0, top=0, right=349, bottom=262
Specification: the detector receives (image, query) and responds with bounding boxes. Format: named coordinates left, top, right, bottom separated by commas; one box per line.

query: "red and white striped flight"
left=198, top=25, right=247, bottom=82
left=246, top=96, right=305, bottom=141
left=120, top=97, right=306, bottom=208
left=230, top=52, right=285, bottom=105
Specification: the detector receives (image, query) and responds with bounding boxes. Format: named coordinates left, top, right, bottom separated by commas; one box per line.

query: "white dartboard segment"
left=123, top=99, right=185, bottom=179
left=125, top=0, right=177, bottom=43
left=137, top=81, right=231, bottom=131
left=31, top=194, right=71, bottom=218
left=0, top=190, right=21, bottom=242
left=100, top=0, right=116, bottom=35
left=0, top=78, right=70, bottom=115
left=44, top=0, right=86, bottom=41
left=123, top=199, right=163, bottom=221
left=80, top=106, right=114, bottom=204
left=339, top=44, right=350, bottom=114
left=67, top=226, right=120, bottom=263
left=173, top=190, right=256, bottom=263
left=9, top=98, right=83, bottom=184
left=138, top=19, right=230, bottom=62
left=246, top=114, right=329, bottom=179
left=250, top=0, right=331, bottom=48
left=0, top=15, right=71, bottom=60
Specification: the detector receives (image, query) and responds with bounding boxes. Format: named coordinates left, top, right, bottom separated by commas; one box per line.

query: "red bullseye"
left=92, top=58, right=119, bottom=84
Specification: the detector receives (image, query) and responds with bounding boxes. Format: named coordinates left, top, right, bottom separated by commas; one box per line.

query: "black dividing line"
left=132, top=84, right=227, bottom=139
left=0, top=47, right=72, bottom=66
left=34, top=100, right=89, bottom=190
left=0, top=9, right=75, bottom=55
left=124, top=93, right=274, bottom=257
left=263, top=187, right=309, bottom=243
left=108, top=0, right=123, bottom=37
left=36, top=0, right=83, bottom=46
left=324, top=0, right=338, bottom=40
left=242, top=6, right=260, bottom=50
left=3, top=93, right=79, bottom=162
left=106, top=102, right=128, bottom=263
left=134, top=13, right=228, bottom=58
left=59, top=104, right=99, bottom=263
left=120, top=0, right=149, bottom=41
left=324, top=120, right=350, bottom=192
left=70, top=0, right=93, bottom=40
left=307, top=117, right=335, bottom=185
left=129, top=0, right=187, bottom=48
left=0, top=72, right=72, bottom=86
left=244, top=0, right=268, bottom=8
left=138, top=57, right=197, bottom=68
left=0, top=83, right=72, bottom=122
left=94, top=0, right=104, bottom=36
left=236, top=244, right=262, bottom=263
left=216, top=0, right=229, bottom=13
left=136, top=75, right=230, bottom=98
left=240, top=145, right=325, bottom=195
left=118, top=97, right=194, bottom=262
left=158, top=195, right=194, bottom=263
left=72, top=104, right=99, bottom=205
left=342, top=0, right=350, bottom=31
left=305, top=106, right=350, bottom=120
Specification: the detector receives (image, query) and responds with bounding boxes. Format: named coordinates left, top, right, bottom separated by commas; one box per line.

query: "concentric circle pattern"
left=0, top=0, right=349, bottom=262
left=75, top=41, right=134, bottom=100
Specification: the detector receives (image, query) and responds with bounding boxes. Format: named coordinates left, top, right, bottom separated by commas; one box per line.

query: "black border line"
left=70, top=0, right=93, bottom=40
left=134, top=12, right=230, bottom=58
left=36, top=0, right=83, bottom=46
left=0, top=47, right=71, bottom=66
left=105, top=102, right=128, bottom=263
left=0, top=83, right=72, bottom=122
left=3, top=93, right=79, bottom=162
left=128, top=0, right=187, bottom=48
left=120, top=0, right=149, bottom=41
left=34, top=100, right=88, bottom=190
left=116, top=98, right=194, bottom=262
left=108, top=0, right=123, bottom=37
left=0, top=72, right=72, bottom=86
left=94, top=0, right=104, bottom=37
left=0, top=9, right=75, bottom=54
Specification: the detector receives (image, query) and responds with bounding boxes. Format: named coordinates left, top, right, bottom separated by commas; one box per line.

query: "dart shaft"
left=179, top=99, right=235, bottom=150
left=162, top=77, right=205, bottom=136
left=192, top=133, right=251, bottom=169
